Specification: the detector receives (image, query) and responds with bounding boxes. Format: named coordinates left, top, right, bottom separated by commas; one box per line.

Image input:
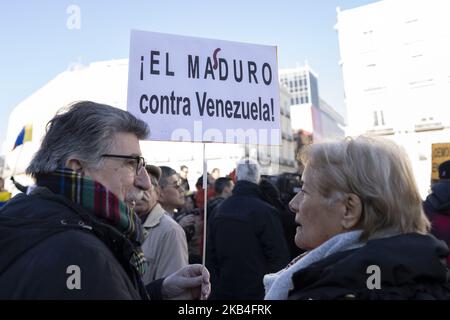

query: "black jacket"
left=0, top=187, right=158, bottom=299
left=207, top=180, right=290, bottom=300
left=423, top=181, right=450, bottom=265
left=288, top=233, right=450, bottom=300
left=207, top=196, right=226, bottom=218
left=424, top=181, right=450, bottom=214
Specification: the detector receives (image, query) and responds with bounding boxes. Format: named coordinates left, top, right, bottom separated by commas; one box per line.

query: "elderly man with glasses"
left=0, top=101, right=210, bottom=300
left=134, top=165, right=189, bottom=284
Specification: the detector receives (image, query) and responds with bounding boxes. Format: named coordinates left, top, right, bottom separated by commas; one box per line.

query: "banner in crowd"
left=127, top=30, right=281, bottom=145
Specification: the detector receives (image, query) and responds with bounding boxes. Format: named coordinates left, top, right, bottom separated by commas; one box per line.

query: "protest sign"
left=127, top=30, right=281, bottom=145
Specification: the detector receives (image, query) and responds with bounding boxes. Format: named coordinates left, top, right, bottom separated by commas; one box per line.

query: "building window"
left=405, top=18, right=418, bottom=24
left=403, top=17, right=422, bottom=44
left=409, top=78, right=434, bottom=89
left=373, top=110, right=385, bottom=127
left=361, top=29, right=377, bottom=53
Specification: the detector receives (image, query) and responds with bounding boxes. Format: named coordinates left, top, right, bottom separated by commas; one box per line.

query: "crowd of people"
left=0, top=100, right=449, bottom=300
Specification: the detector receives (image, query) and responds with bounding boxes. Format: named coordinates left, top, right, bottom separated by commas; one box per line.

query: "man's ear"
left=342, top=193, right=363, bottom=230
left=155, top=185, right=161, bottom=198
left=155, top=185, right=164, bottom=201
left=153, top=186, right=161, bottom=201
left=66, top=159, right=83, bottom=173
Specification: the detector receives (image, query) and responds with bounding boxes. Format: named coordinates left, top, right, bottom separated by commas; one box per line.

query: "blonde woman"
left=264, top=136, right=450, bottom=300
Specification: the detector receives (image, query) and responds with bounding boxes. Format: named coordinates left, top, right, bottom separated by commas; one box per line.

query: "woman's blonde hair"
left=300, top=135, right=430, bottom=241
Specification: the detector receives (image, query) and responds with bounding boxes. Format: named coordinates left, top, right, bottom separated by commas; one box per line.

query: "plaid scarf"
left=36, top=168, right=147, bottom=276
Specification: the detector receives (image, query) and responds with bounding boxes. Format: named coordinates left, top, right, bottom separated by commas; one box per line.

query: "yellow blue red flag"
left=12, top=124, right=32, bottom=150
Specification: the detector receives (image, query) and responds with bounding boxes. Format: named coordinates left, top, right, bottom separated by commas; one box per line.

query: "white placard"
left=127, top=30, right=281, bottom=145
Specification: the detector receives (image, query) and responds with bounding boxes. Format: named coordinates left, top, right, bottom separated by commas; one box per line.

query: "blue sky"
left=0, top=0, right=378, bottom=152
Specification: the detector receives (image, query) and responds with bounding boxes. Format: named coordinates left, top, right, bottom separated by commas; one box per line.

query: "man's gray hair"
left=236, top=158, right=260, bottom=184
left=27, top=101, right=149, bottom=177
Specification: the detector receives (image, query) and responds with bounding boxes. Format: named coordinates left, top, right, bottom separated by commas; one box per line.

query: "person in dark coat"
left=0, top=101, right=210, bottom=300
left=207, top=159, right=290, bottom=300
left=259, top=177, right=304, bottom=260
left=207, top=177, right=234, bottom=216
left=179, top=165, right=190, bottom=193
left=264, top=136, right=450, bottom=300
left=423, top=159, right=450, bottom=265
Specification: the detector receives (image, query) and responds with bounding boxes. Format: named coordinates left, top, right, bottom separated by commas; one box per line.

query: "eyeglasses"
left=161, top=180, right=182, bottom=189
left=101, top=154, right=146, bottom=175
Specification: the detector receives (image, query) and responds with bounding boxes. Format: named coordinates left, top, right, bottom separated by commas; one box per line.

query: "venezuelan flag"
left=12, top=124, right=32, bottom=150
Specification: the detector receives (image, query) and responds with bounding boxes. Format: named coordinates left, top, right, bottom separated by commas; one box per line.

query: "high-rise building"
left=278, top=85, right=297, bottom=169
left=336, top=0, right=450, bottom=197
left=279, top=64, right=345, bottom=142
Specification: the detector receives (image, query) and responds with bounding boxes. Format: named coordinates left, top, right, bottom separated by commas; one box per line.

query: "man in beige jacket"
left=135, top=165, right=189, bottom=285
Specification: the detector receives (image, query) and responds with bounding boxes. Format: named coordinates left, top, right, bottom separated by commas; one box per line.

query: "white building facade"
left=336, top=0, right=450, bottom=197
